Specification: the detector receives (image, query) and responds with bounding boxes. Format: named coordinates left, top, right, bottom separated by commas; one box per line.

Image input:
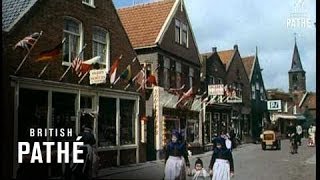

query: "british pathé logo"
left=287, top=0, right=313, bottom=28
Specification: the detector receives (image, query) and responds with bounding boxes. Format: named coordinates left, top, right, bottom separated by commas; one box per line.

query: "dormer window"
left=82, top=0, right=95, bottom=7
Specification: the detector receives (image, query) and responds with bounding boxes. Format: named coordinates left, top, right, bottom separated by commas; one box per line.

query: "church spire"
left=289, top=35, right=304, bottom=73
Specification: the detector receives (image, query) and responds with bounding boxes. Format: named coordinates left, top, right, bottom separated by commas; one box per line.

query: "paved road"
left=98, top=138, right=316, bottom=180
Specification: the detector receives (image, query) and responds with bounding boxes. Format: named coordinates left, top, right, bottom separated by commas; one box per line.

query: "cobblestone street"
left=98, top=139, right=316, bottom=180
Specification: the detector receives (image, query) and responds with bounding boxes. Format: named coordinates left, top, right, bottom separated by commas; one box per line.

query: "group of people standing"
left=164, top=130, right=234, bottom=180
left=287, top=122, right=316, bottom=154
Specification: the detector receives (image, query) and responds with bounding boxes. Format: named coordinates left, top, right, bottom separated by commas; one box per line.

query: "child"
left=164, top=130, right=190, bottom=180
left=209, top=137, right=234, bottom=180
left=189, top=158, right=210, bottom=180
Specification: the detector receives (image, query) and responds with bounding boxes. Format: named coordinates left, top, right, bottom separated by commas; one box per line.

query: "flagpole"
left=124, top=68, right=144, bottom=90
left=111, top=57, right=136, bottom=88
left=59, top=43, right=87, bottom=81
left=14, top=31, right=43, bottom=75
left=37, top=38, right=66, bottom=78
left=78, top=71, right=89, bottom=84
left=138, top=64, right=160, bottom=91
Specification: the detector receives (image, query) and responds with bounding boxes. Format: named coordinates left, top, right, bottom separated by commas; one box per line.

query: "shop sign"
left=89, top=69, right=107, bottom=84
left=208, top=84, right=224, bottom=96
left=267, top=100, right=282, bottom=110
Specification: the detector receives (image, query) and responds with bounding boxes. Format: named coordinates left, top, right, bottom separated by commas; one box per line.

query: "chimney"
left=212, top=47, right=217, bottom=53
left=233, top=44, right=238, bottom=50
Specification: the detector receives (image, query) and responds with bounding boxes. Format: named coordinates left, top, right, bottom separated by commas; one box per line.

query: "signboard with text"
left=208, top=84, right=224, bottom=96
left=89, top=69, right=107, bottom=84
left=267, top=100, right=282, bottom=110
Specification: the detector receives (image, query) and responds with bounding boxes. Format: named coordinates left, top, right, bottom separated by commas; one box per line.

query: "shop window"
left=120, top=99, right=136, bottom=145
left=80, top=96, right=92, bottom=109
left=63, top=17, right=82, bottom=65
left=18, top=88, right=48, bottom=142
left=92, top=26, right=109, bottom=68
left=164, top=118, right=180, bottom=145
left=187, top=120, right=199, bottom=143
left=98, top=97, right=116, bottom=147
left=52, top=92, right=77, bottom=142
left=204, top=112, right=212, bottom=144
left=221, top=113, right=228, bottom=132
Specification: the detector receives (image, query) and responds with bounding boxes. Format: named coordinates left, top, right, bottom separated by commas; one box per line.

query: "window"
left=292, top=74, right=298, bottom=81
left=216, top=78, right=223, bottom=84
left=251, top=84, right=255, bottom=99
left=98, top=97, right=116, bottom=147
left=175, top=19, right=181, bottom=43
left=255, top=81, right=260, bottom=90
left=176, top=62, right=182, bottom=88
left=163, top=57, right=170, bottom=89
left=236, top=83, right=243, bottom=98
left=120, top=99, right=136, bottom=145
left=63, top=18, right=82, bottom=65
left=170, top=60, right=176, bottom=88
left=186, top=120, right=199, bottom=143
left=209, top=76, right=214, bottom=85
left=82, top=0, right=95, bottom=7
left=260, top=88, right=265, bottom=101
left=189, top=67, right=194, bottom=88
left=92, top=27, right=109, bottom=67
left=181, top=23, right=188, bottom=47
left=284, top=102, right=288, bottom=112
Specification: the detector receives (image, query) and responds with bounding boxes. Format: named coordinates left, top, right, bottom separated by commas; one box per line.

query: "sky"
left=114, top=0, right=316, bottom=92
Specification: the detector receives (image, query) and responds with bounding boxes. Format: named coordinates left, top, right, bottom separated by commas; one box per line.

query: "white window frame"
left=175, top=19, right=181, bottom=43
left=251, top=84, right=255, bottom=99
left=92, top=26, right=110, bottom=71
left=181, top=23, right=188, bottom=47
left=82, top=0, right=96, bottom=8
left=62, top=17, right=83, bottom=66
left=189, top=67, right=194, bottom=88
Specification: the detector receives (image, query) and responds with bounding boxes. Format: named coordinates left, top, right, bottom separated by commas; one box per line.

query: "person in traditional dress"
left=164, top=130, right=190, bottom=180
left=209, top=137, right=234, bottom=180
left=189, top=158, right=210, bottom=180
left=308, top=124, right=316, bottom=146
left=296, top=124, right=303, bottom=146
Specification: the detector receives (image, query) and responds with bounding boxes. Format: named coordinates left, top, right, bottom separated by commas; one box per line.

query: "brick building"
left=117, top=0, right=202, bottom=160
left=2, top=0, right=144, bottom=178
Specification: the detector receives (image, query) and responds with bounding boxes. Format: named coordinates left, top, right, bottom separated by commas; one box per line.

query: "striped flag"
left=72, top=56, right=101, bottom=77
left=35, top=40, right=64, bottom=62
left=14, top=32, right=40, bottom=52
left=109, top=55, right=122, bottom=84
left=120, top=65, right=132, bottom=81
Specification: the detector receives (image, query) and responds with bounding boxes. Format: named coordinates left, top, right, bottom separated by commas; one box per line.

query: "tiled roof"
left=2, top=0, right=38, bottom=32
left=242, top=55, right=255, bottom=80
left=302, top=93, right=316, bottom=109
left=217, top=49, right=235, bottom=70
left=117, top=0, right=175, bottom=48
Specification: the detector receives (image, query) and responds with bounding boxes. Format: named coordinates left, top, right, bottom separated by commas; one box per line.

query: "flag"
left=109, top=55, right=122, bottom=84
left=175, top=87, right=194, bottom=107
left=146, top=74, right=157, bottom=86
left=72, top=56, right=101, bottom=77
left=14, top=32, right=40, bottom=52
left=135, top=69, right=146, bottom=89
left=168, top=84, right=185, bottom=95
left=35, top=41, right=64, bottom=62
left=120, top=65, right=132, bottom=81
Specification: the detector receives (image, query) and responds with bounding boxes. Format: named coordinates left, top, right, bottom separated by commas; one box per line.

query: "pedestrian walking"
left=164, top=130, right=190, bottom=180
left=308, top=124, right=316, bottom=146
left=188, top=158, right=210, bottom=180
left=296, top=124, right=303, bottom=146
left=209, top=137, right=234, bottom=180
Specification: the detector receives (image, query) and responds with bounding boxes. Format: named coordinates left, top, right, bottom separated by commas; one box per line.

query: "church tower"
left=288, top=37, right=306, bottom=94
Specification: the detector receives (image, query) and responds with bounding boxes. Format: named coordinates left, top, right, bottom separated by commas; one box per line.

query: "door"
left=146, top=116, right=156, bottom=161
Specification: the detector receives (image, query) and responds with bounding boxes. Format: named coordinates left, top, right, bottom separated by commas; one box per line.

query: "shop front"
left=11, top=76, right=141, bottom=177
left=151, top=86, right=201, bottom=160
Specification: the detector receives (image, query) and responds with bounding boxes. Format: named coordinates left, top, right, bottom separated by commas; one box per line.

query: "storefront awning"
left=272, top=114, right=306, bottom=121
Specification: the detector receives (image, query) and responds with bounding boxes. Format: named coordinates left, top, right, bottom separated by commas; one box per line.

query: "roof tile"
left=117, top=0, right=175, bottom=48
left=242, top=56, right=255, bottom=80
left=217, top=49, right=235, bottom=70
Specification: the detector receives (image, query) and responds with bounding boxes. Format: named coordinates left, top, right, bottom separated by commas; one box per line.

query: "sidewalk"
left=97, top=143, right=254, bottom=178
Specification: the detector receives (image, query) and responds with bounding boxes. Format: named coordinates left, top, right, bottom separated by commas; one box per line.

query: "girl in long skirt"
left=164, top=130, right=190, bottom=180
left=209, top=137, right=234, bottom=180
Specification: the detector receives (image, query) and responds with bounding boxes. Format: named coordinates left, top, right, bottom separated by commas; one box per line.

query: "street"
left=97, top=138, right=316, bottom=180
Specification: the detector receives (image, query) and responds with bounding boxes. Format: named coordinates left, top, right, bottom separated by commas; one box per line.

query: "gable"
left=217, top=49, right=235, bottom=70
left=242, top=56, right=254, bottom=81
left=117, top=0, right=175, bottom=48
